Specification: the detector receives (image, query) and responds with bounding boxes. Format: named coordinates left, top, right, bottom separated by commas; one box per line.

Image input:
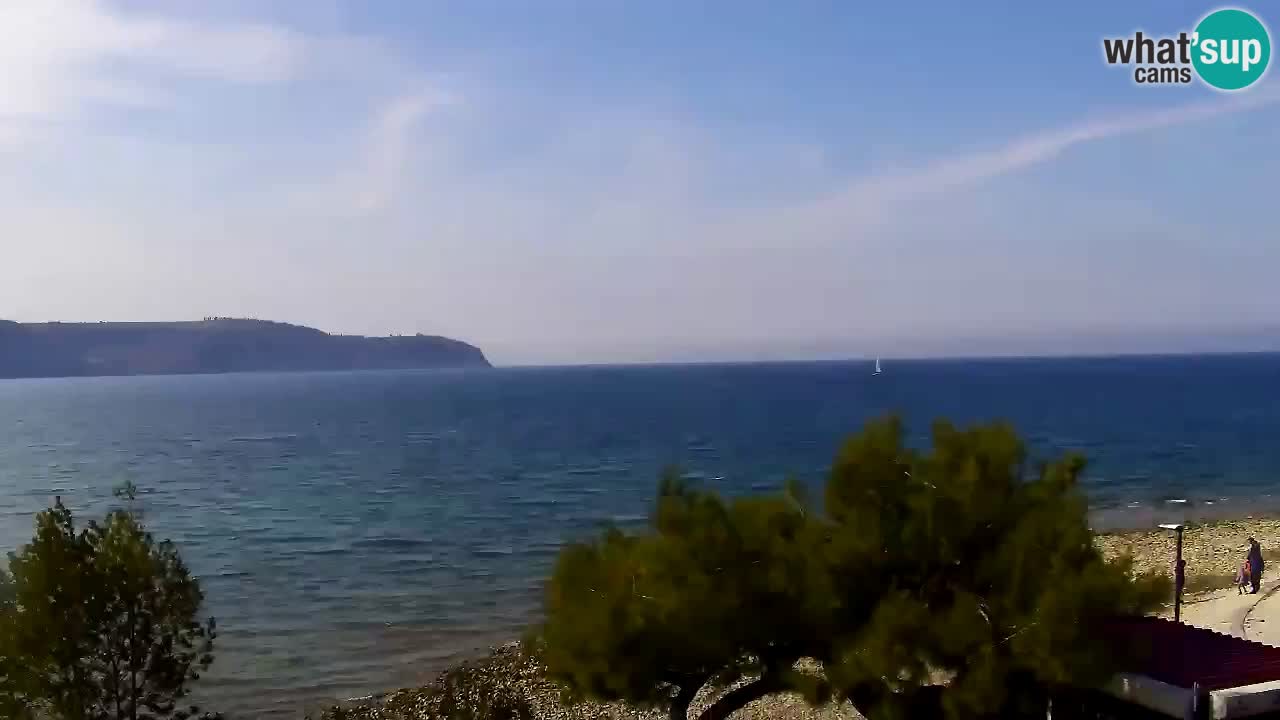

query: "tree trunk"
left=695, top=674, right=784, bottom=720
left=128, top=607, right=138, bottom=720
left=670, top=682, right=702, bottom=720
left=846, top=684, right=946, bottom=720
left=70, top=663, right=86, bottom=720
left=112, top=656, right=123, bottom=720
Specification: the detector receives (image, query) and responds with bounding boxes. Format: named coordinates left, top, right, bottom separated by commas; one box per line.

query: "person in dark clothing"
left=1248, top=537, right=1265, bottom=594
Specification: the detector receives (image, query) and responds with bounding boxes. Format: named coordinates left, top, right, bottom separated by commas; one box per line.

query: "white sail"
left=874, top=356, right=881, bottom=374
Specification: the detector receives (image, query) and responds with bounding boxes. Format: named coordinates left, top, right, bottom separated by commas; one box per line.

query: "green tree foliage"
left=1, top=565, right=37, bottom=720
left=536, top=418, right=1168, bottom=720
left=824, top=418, right=1168, bottom=720
left=534, top=468, right=837, bottom=720
left=2, top=498, right=100, bottom=719
left=0, top=485, right=218, bottom=720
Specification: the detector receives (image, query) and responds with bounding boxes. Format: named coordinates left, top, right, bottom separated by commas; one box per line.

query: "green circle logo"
left=1192, top=8, right=1271, bottom=90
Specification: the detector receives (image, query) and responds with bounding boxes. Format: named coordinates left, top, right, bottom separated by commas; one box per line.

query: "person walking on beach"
left=1248, top=537, right=1265, bottom=594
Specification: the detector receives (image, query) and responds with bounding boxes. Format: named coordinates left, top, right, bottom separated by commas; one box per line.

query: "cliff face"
left=0, top=319, right=491, bottom=378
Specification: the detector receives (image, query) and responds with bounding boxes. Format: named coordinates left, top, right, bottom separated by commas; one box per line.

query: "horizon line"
left=494, top=348, right=1280, bottom=370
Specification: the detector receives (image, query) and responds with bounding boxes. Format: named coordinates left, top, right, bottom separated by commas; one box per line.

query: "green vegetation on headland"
left=0, top=318, right=491, bottom=379
left=2, top=417, right=1175, bottom=719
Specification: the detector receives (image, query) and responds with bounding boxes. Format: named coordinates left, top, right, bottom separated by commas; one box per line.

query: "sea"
left=2, top=355, right=1280, bottom=717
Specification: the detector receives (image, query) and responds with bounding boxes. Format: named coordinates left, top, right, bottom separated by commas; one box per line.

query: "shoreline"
left=314, top=643, right=857, bottom=720
left=1088, top=498, right=1280, bottom=533
left=314, top=513, right=1280, bottom=720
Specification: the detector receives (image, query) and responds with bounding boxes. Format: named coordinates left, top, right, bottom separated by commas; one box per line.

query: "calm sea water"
left=2, top=356, right=1280, bottom=717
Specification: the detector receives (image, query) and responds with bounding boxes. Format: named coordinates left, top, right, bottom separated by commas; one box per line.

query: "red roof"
left=1105, top=616, right=1280, bottom=691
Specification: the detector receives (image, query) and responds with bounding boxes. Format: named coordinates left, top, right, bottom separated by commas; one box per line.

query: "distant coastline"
left=0, top=318, right=491, bottom=379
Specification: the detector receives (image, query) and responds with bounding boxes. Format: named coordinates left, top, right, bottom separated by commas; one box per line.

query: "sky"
left=1, top=1, right=1278, bottom=366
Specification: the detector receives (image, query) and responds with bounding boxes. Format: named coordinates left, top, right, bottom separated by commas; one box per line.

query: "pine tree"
left=0, top=485, right=218, bottom=720
left=1, top=566, right=38, bottom=719
left=3, top=497, right=101, bottom=719
left=824, top=418, right=1168, bottom=719
left=536, top=419, right=1168, bottom=720
left=534, top=468, right=838, bottom=720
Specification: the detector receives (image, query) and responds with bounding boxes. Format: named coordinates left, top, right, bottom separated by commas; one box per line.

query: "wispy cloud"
left=722, top=88, right=1280, bottom=249
left=1, top=2, right=1277, bottom=363
left=351, top=89, right=456, bottom=215
left=860, top=90, right=1279, bottom=198
left=0, top=0, right=305, bottom=141
left=277, top=87, right=456, bottom=219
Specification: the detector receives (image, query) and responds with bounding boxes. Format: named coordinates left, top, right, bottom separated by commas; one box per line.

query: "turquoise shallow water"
left=2, top=356, right=1279, bottom=717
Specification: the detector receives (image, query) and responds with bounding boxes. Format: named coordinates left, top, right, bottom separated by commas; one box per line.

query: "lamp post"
left=1160, top=523, right=1186, bottom=622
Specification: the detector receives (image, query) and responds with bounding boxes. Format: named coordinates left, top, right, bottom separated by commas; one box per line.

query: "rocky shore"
left=1094, top=516, right=1280, bottom=589
left=311, top=643, right=859, bottom=720
left=316, top=517, right=1280, bottom=720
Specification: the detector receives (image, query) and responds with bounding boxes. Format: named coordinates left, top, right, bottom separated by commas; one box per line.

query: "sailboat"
left=874, top=356, right=882, bottom=375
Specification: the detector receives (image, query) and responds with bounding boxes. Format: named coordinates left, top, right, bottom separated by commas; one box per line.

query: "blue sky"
left=1, top=1, right=1277, bottom=365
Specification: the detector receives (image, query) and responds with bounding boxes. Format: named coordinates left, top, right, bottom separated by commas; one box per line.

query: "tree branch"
left=845, top=683, right=946, bottom=720
left=669, top=681, right=702, bottom=720
left=694, top=672, right=785, bottom=720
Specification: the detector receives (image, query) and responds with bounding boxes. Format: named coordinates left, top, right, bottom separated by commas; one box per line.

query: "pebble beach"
left=1094, top=516, right=1280, bottom=587
left=318, top=517, right=1280, bottom=720
left=313, top=644, right=860, bottom=720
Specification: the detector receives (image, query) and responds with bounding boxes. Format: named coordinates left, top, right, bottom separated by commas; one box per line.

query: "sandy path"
left=1178, top=578, right=1280, bottom=642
